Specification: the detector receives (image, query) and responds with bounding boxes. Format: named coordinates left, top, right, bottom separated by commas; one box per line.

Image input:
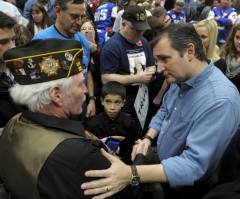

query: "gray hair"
left=10, top=77, right=72, bottom=112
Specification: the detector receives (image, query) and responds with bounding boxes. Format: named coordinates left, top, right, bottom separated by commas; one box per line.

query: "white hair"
left=10, top=77, right=72, bottom=112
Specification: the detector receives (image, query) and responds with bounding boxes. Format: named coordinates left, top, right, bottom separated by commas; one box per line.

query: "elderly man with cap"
left=100, top=5, right=155, bottom=130
left=0, top=39, right=133, bottom=199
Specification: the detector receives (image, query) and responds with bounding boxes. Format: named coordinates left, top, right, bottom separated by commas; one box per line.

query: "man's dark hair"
left=101, top=81, right=126, bottom=100
left=54, top=0, right=85, bottom=10
left=0, top=11, right=16, bottom=29
left=151, top=23, right=208, bottom=61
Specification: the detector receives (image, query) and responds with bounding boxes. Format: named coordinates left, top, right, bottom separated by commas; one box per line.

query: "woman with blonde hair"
left=194, top=19, right=226, bottom=73
left=220, top=23, right=240, bottom=91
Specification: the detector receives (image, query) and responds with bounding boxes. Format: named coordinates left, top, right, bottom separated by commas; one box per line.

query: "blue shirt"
left=95, top=2, right=115, bottom=45
left=95, top=2, right=115, bottom=30
left=149, top=63, right=240, bottom=187
left=33, top=25, right=90, bottom=74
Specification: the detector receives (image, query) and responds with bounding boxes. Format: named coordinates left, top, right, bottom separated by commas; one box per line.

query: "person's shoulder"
left=102, top=34, right=122, bottom=49
left=74, top=32, right=89, bottom=47
left=209, top=66, right=239, bottom=99
left=140, top=36, right=150, bottom=44
left=33, top=25, right=55, bottom=40
left=228, top=6, right=236, bottom=12
left=0, top=0, right=18, bottom=12
left=37, top=138, right=109, bottom=198
left=25, top=0, right=37, bottom=6
left=75, top=32, right=87, bottom=41
left=49, top=138, right=106, bottom=166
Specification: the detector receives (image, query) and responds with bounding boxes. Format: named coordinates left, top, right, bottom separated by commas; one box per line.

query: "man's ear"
left=49, top=85, right=63, bottom=106
left=186, top=43, right=195, bottom=61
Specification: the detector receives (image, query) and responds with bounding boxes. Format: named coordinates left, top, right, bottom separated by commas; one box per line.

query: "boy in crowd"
left=85, top=81, right=142, bottom=164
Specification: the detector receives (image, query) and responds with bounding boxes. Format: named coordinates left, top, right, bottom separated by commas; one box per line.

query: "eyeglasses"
left=0, top=36, right=15, bottom=45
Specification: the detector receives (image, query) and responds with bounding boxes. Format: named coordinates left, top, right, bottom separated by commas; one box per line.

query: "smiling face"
left=153, top=37, right=193, bottom=84
left=101, top=94, right=124, bottom=119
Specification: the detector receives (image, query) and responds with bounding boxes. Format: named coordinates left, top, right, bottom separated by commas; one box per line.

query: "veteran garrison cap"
left=122, top=5, right=150, bottom=31
left=3, top=39, right=83, bottom=85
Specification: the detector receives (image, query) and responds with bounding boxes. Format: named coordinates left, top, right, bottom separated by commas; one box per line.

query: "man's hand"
left=136, top=70, right=155, bottom=83
left=85, top=100, right=96, bottom=118
left=131, top=138, right=151, bottom=162
left=81, top=149, right=131, bottom=199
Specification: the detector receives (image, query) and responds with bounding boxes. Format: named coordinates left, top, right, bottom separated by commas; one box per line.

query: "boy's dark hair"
left=0, top=11, right=16, bottom=29
left=101, top=81, right=126, bottom=99
left=54, top=0, right=85, bottom=10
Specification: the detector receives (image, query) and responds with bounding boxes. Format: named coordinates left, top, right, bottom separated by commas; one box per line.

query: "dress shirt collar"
left=179, top=61, right=213, bottom=90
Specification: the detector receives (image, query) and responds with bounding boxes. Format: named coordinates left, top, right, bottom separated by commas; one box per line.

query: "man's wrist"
left=143, top=135, right=153, bottom=143
left=88, top=96, right=96, bottom=101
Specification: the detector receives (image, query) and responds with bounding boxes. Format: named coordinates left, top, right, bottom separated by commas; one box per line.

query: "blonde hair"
left=194, top=19, right=219, bottom=60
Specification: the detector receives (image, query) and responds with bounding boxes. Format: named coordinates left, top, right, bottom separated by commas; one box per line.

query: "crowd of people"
left=0, top=0, right=240, bottom=199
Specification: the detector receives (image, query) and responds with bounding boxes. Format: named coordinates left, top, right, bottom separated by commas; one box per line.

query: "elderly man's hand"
left=81, top=149, right=131, bottom=199
left=85, top=100, right=96, bottom=118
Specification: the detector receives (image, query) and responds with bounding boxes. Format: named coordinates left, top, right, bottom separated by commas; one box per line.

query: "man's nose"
left=76, top=18, right=82, bottom=26
left=156, top=62, right=165, bottom=74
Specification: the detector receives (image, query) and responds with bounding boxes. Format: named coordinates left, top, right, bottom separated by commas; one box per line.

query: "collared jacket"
left=0, top=111, right=133, bottom=199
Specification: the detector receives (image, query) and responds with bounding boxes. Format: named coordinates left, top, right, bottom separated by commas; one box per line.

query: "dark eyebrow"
left=155, top=55, right=171, bottom=60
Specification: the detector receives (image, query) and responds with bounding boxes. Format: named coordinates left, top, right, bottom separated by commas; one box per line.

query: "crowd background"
left=1, top=0, right=240, bottom=199
left=1, top=0, right=240, bottom=119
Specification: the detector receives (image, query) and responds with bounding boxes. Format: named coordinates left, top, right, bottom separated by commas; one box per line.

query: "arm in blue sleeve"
left=217, top=17, right=233, bottom=26
left=162, top=99, right=240, bottom=187
left=148, top=89, right=169, bottom=133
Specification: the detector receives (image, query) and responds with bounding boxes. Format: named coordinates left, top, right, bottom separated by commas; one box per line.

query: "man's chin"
left=165, top=76, right=176, bottom=84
